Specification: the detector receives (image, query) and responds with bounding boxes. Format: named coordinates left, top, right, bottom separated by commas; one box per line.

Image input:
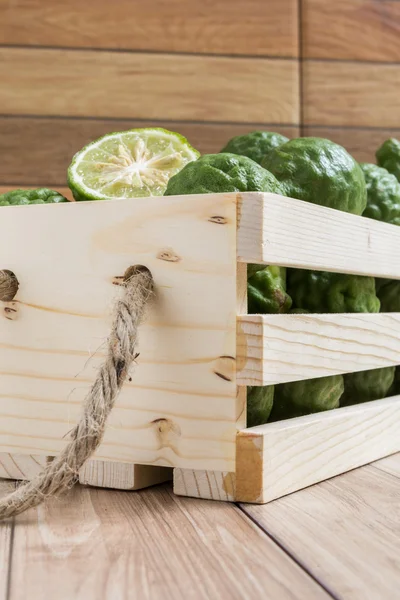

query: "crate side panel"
left=0, top=193, right=238, bottom=471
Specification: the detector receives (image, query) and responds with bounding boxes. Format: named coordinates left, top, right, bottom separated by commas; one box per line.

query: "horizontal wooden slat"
left=236, top=396, right=400, bottom=503
left=0, top=0, right=299, bottom=58
left=304, top=61, right=400, bottom=128
left=0, top=48, right=299, bottom=124
left=237, top=192, right=400, bottom=278
left=0, top=117, right=299, bottom=186
left=303, top=126, right=400, bottom=164
left=237, top=313, right=400, bottom=386
left=302, top=0, right=400, bottom=62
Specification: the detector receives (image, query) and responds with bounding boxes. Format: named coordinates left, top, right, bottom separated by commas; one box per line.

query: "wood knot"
left=151, top=418, right=181, bottom=446
left=208, top=216, right=227, bottom=225
left=213, top=356, right=235, bottom=382
left=156, top=249, right=181, bottom=263
left=3, top=302, right=18, bottom=321
left=0, top=270, right=19, bottom=302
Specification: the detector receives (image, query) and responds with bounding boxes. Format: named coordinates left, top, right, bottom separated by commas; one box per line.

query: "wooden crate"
left=0, top=192, right=399, bottom=502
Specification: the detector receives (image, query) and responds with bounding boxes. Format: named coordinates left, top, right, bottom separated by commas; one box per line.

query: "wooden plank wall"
left=1, top=1, right=397, bottom=189
left=0, top=0, right=300, bottom=188
left=302, top=0, right=400, bottom=162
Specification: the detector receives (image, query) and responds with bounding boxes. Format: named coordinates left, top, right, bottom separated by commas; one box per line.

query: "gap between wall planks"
left=0, top=193, right=239, bottom=473
left=236, top=396, right=400, bottom=503
left=237, top=192, right=400, bottom=278
left=237, top=313, right=400, bottom=386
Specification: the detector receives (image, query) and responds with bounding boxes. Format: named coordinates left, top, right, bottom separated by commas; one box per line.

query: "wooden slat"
left=0, top=0, right=299, bottom=58
left=79, top=460, right=171, bottom=490
left=0, top=48, right=299, bottom=124
left=372, top=452, right=400, bottom=479
left=304, top=61, right=400, bottom=128
left=241, top=465, right=400, bottom=599
left=237, top=192, right=400, bottom=278
left=8, top=484, right=327, bottom=600
left=0, top=117, right=299, bottom=186
left=303, top=126, right=400, bottom=164
left=0, top=193, right=238, bottom=472
left=0, top=453, right=47, bottom=480
left=302, top=0, right=400, bottom=62
left=236, top=396, right=400, bottom=503
left=237, top=313, right=400, bottom=386
left=0, top=481, right=13, bottom=600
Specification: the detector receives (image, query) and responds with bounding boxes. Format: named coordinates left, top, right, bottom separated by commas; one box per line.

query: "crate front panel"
left=0, top=193, right=238, bottom=471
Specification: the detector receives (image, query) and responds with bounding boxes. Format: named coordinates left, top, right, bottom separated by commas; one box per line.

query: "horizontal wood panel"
left=0, top=48, right=299, bottom=124
left=303, top=126, right=400, bottom=164
left=0, top=193, right=238, bottom=472
left=0, top=117, right=299, bottom=186
left=304, top=61, right=400, bottom=128
left=236, top=396, right=400, bottom=503
left=242, top=461, right=400, bottom=598
left=0, top=0, right=298, bottom=57
left=238, top=192, right=400, bottom=278
left=303, top=0, right=400, bottom=61
left=237, top=313, right=400, bottom=386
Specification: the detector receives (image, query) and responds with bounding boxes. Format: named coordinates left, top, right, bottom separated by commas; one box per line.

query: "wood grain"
left=0, top=453, right=47, bottom=480
left=303, top=126, right=400, bottom=164
left=372, top=452, right=400, bottom=479
left=174, top=242, right=249, bottom=501
left=0, top=117, right=299, bottom=186
left=0, top=193, right=238, bottom=472
left=7, top=484, right=327, bottom=600
left=0, top=481, right=13, bottom=600
left=238, top=192, right=400, bottom=278
left=0, top=48, right=299, bottom=124
left=303, top=0, right=400, bottom=61
left=173, top=469, right=236, bottom=501
left=303, top=61, right=400, bottom=128
left=79, top=461, right=171, bottom=490
left=236, top=396, right=400, bottom=503
left=241, top=465, right=400, bottom=599
left=237, top=313, right=400, bottom=386
left=0, top=0, right=299, bottom=58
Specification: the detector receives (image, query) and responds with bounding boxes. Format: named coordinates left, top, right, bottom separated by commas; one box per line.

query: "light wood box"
left=0, top=192, right=399, bottom=502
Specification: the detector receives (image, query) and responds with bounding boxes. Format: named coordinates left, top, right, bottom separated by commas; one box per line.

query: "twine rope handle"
left=0, top=265, right=154, bottom=520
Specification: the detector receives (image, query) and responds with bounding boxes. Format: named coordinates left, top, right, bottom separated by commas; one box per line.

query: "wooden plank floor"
left=0, top=455, right=399, bottom=600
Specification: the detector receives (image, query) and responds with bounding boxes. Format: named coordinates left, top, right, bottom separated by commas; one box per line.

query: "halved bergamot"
left=67, top=128, right=200, bottom=201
